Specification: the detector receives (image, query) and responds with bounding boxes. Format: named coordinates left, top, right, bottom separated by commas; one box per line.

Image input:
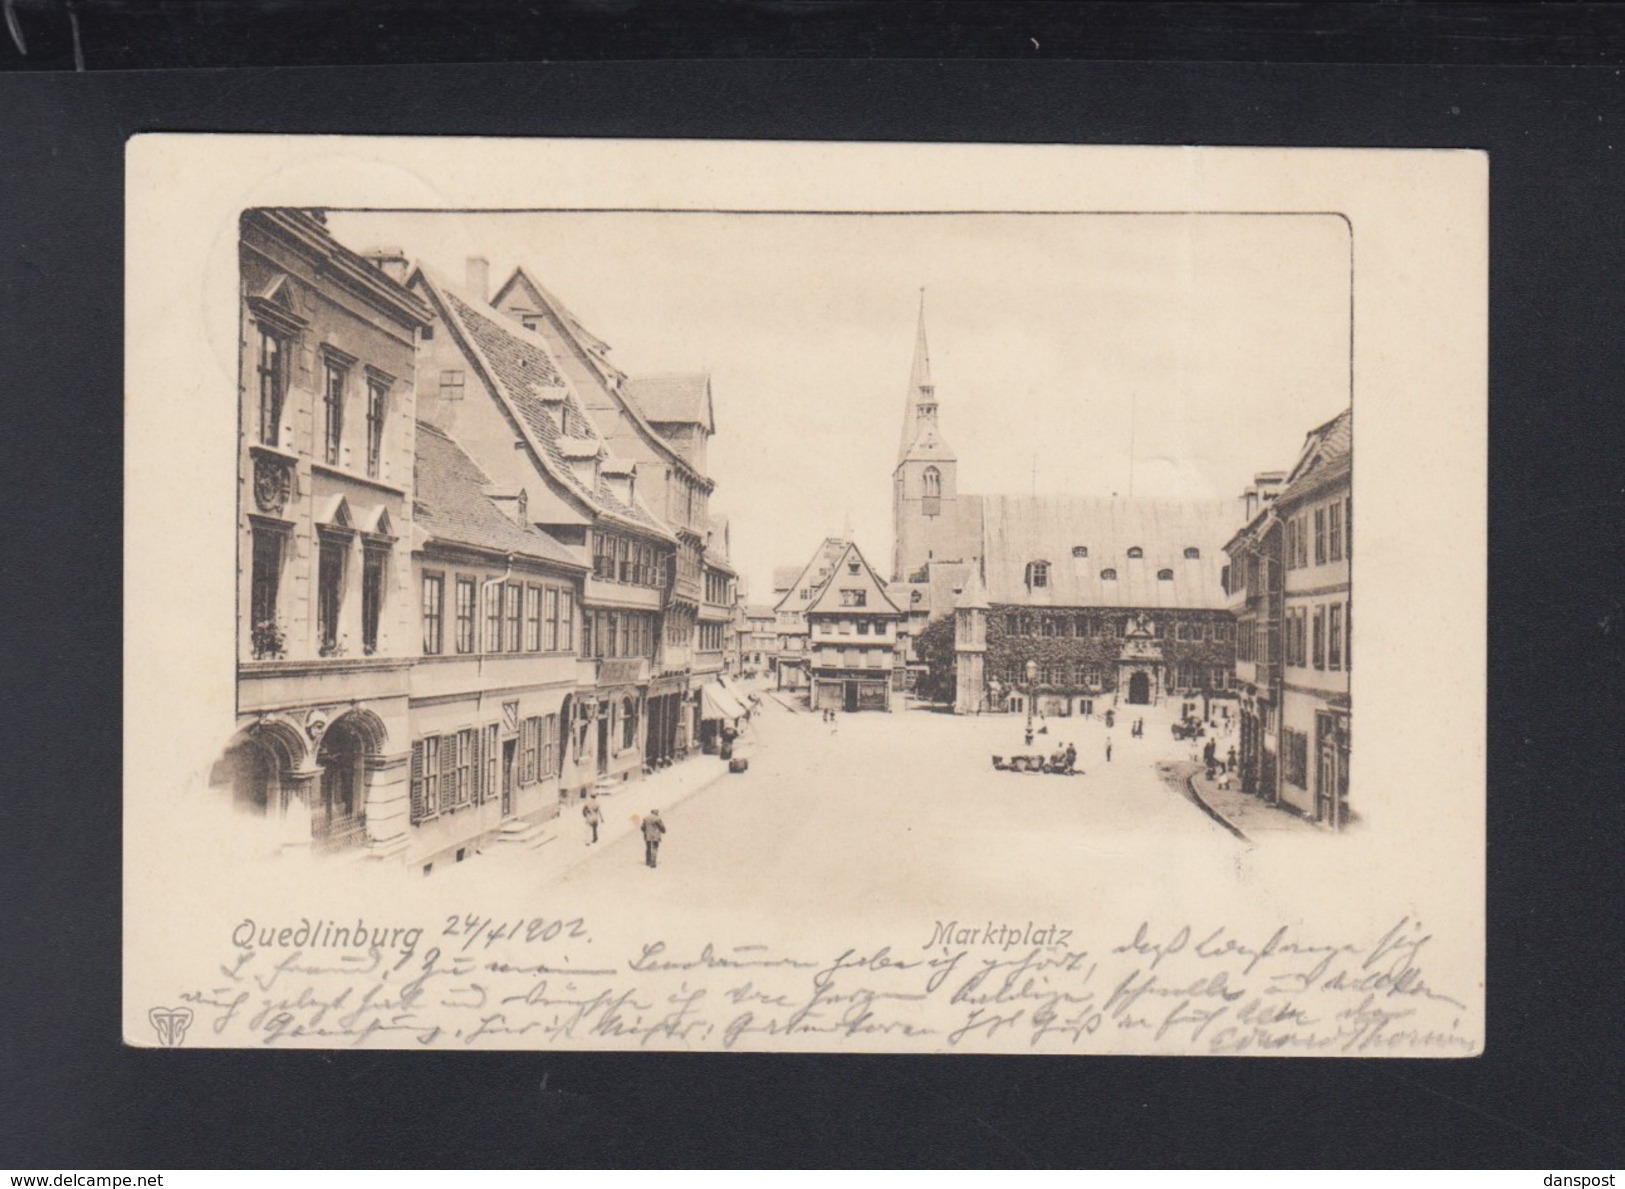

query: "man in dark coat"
left=641, top=809, right=667, bottom=868
left=582, top=794, right=603, bottom=845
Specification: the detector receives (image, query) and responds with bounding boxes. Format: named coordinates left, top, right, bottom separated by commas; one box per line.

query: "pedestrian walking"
left=1105, top=736, right=1113, bottom=763
left=1226, top=745, right=1237, bottom=773
left=582, top=794, right=603, bottom=845
left=1063, top=742, right=1077, bottom=773
left=641, top=809, right=666, bottom=868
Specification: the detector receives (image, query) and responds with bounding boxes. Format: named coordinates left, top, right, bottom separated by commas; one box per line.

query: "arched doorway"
left=1127, top=670, right=1151, bottom=705
left=219, top=737, right=279, bottom=815
left=214, top=720, right=305, bottom=818
left=315, top=714, right=373, bottom=848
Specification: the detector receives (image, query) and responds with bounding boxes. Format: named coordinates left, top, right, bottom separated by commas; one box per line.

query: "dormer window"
left=1025, top=561, right=1050, bottom=589
left=1127, top=547, right=1143, bottom=559
left=848, top=562, right=860, bottom=575
left=1071, top=546, right=1088, bottom=558
left=1184, top=547, right=1201, bottom=560
left=1157, top=569, right=1174, bottom=581
left=1101, top=568, right=1118, bottom=581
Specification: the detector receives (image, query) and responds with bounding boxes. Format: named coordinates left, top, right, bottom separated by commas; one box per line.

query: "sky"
left=326, top=210, right=1352, bottom=599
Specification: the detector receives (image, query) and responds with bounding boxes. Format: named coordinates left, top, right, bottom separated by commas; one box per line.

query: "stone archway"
left=1127, top=670, right=1152, bottom=705
left=215, top=718, right=307, bottom=817
left=313, top=710, right=385, bottom=850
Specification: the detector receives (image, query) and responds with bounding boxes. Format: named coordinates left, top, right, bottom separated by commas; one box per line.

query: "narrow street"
left=543, top=690, right=1242, bottom=929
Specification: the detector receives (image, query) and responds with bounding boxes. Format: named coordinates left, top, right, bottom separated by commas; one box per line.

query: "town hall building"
left=888, top=299, right=1246, bottom=718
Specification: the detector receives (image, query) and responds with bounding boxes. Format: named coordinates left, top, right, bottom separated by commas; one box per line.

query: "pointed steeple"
left=909, top=289, right=932, bottom=395
left=897, top=289, right=954, bottom=467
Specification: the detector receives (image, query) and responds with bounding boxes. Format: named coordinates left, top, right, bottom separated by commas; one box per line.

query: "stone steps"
left=494, top=818, right=556, bottom=850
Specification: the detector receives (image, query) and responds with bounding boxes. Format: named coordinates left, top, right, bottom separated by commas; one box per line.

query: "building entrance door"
left=501, top=739, right=516, bottom=817
left=843, top=682, right=858, bottom=713
left=596, top=712, right=610, bottom=775
left=1127, top=670, right=1151, bottom=704
left=314, top=716, right=368, bottom=850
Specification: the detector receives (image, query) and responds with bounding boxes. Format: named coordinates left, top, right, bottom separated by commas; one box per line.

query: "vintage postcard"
left=125, top=136, right=1486, bottom=1054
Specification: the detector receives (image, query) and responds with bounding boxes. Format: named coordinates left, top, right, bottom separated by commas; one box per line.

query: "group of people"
left=582, top=794, right=669, bottom=867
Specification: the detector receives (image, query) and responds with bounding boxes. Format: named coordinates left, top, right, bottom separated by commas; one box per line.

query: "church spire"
left=909, top=288, right=932, bottom=395
left=897, top=289, right=953, bottom=467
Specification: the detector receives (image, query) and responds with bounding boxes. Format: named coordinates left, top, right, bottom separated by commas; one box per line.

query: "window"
left=857, top=620, right=870, bottom=635
left=455, top=577, right=476, bottom=653
left=840, top=589, right=867, bottom=608
left=419, top=736, right=442, bottom=819
left=422, top=572, right=444, bottom=655
left=452, top=729, right=473, bottom=808
left=317, top=536, right=347, bottom=656
left=322, top=358, right=347, bottom=466
left=361, top=546, right=386, bottom=655
left=520, top=716, right=539, bottom=784
left=1026, top=561, right=1049, bottom=588
left=1074, top=661, right=1090, bottom=685
left=622, top=697, right=637, bottom=750
left=1221, top=564, right=1231, bottom=592
left=1041, top=616, right=1056, bottom=637
left=365, top=380, right=387, bottom=477
left=483, top=723, right=498, bottom=802
left=256, top=328, right=285, bottom=446
left=542, top=713, right=557, bottom=777
left=484, top=582, right=503, bottom=652
left=1184, top=547, right=1201, bottom=560
left=1296, top=516, right=1309, bottom=568
left=250, top=526, right=285, bottom=655
left=1158, top=568, right=1174, bottom=581
left=875, top=621, right=888, bottom=637
left=524, top=584, right=543, bottom=651
left=1282, top=728, right=1309, bottom=788
left=543, top=587, right=559, bottom=651
left=1211, top=666, right=1230, bottom=690
left=1329, top=604, right=1343, bottom=670
left=1127, top=546, right=1143, bottom=559
left=1101, top=568, right=1117, bottom=581
left=560, top=589, right=574, bottom=651
left=1328, top=500, right=1344, bottom=562
left=1072, top=545, right=1088, bottom=558
left=1176, top=621, right=1192, bottom=642
left=1314, top=508, right=1327, bottom=565
left=1345, top=496, right=1352, bottom=559
left=1312, top=606, right=1326, bottom=669
left=1213, top=620, right=1233, bottom=643
left=1285, top=519, right=1297, bottom=570
left=504, top=582, right=522, bottom=652
left=440, top=369, right=465, bottom=402
left=922, top=466, right=941, bottom=515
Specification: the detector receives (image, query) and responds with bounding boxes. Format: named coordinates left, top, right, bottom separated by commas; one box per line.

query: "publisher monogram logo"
left=148, top=1006, right=193, bottom=1047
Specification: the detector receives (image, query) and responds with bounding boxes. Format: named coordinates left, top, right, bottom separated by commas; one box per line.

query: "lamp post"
left=1024, top=658, right=1038, bottom=745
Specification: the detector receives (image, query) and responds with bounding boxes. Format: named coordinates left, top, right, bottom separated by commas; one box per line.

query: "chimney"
left=465, top=255, right=490, bottom=302
left=362, top=248, right=408, bottom=284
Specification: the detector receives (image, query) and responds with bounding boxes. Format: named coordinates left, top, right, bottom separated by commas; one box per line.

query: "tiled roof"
left=624, top=373, right=713, bottom=430
left=413, top=423, right=583, bottom=568
left=977, top=495, right=1240, bottom=610
left=771, top=565, right=802, bottom=593
left=436, top=284, right=674, bottom=543
left=1276, top=408, right=1352, bottom=507
left=745, top=604, right=778, bottom=620
left=805, top=543, right=903, bottom=616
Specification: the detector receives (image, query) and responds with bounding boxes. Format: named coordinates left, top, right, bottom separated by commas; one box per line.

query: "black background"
left=2, top=2, right=1622, bottom=1170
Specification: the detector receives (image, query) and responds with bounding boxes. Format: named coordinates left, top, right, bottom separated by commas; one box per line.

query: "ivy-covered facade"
left=980, top=604, right=1237, bottom=717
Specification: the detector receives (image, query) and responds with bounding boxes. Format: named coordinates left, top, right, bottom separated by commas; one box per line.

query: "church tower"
left=891, top=293, right=959, bottom=582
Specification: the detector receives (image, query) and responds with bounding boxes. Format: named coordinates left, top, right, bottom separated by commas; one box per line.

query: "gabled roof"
left=745, top=604, right=779, bottom=620
left=771, top=565, right=802, bottom=594
left=977, top=495, right=1238, bottom=610
left=624, top=373, right=715, bottom=434
left=412, top=267, right=676, bottom=545
left=1275, top=407, right=1352, bottom=508
left=413, top=422, right=585, bottom=568
left=491, top=265, right=712, bottom=488
left=805, top=542, right=904, bottom=616
left=771, top=537, right=850, bottom=613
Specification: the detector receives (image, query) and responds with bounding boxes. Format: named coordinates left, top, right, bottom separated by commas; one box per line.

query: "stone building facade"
left=220, top=209, right=432, bottom=858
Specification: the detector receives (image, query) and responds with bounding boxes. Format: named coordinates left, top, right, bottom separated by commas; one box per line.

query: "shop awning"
left=699, top=681, right=749, bottom=722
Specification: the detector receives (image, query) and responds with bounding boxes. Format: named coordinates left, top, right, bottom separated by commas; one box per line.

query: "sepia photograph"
left=125, top=136, right=1484, bottom=1055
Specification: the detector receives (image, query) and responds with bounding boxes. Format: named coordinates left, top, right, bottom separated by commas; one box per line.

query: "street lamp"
left=1024, top=658, right=1038, bottom=745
